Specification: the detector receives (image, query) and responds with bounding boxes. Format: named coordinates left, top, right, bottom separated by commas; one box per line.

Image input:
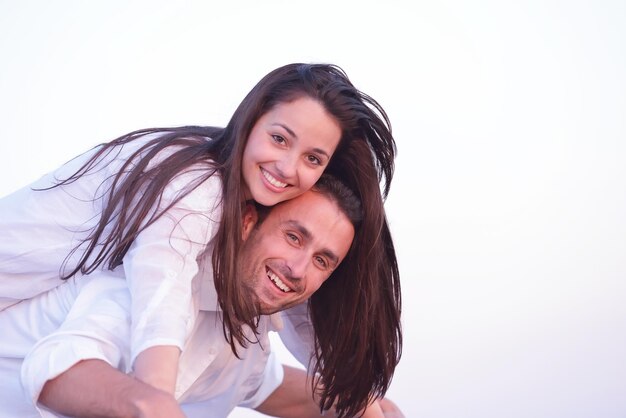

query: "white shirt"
left=278, top=302, right=316, bottom=370
left=0, top=135, right=317, bottom=414
left=0, top=269, right=284, bottom=418
left=0, top=136, right=222, bottom=364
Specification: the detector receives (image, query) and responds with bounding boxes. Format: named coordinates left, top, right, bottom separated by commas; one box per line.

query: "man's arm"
left=39, top=359, right=185, bottom=418
left=255, top=365, right=402, bottom=418
left=378, top=398, right=405, bottom=418
left=19, top=274, right=185, bottom=418
left=254, top=365, right=322, bottom=418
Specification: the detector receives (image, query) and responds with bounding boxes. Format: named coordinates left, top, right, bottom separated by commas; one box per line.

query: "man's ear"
left=242, top=203, right=258, bottom=241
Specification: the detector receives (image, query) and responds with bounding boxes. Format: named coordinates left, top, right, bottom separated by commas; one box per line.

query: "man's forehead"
left=269, top=191, right=334, bottom=222
left=269, top=191, right=353, bottom=240
left=260, top=190, right=355, bottom=266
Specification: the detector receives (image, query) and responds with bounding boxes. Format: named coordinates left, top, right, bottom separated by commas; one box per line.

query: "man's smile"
left=266, top=267, right=293, bottom=293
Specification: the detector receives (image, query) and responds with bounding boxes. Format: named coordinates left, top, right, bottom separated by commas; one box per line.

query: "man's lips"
left=266, top=267, right=293, bottom=293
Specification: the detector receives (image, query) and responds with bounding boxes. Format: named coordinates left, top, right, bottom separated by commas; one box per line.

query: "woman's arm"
left=123, top=172, right=221, bottom=364
left=132, top=345, right=181, bottom=394
left=19, top=273, right=186, bottom=418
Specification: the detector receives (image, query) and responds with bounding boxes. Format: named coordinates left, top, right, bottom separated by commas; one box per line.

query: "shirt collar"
left=196, top=258, right=283, bottom=331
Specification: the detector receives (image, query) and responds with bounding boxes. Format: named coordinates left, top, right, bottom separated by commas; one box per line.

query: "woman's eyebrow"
left=272, top=123, right=297, bottom=139
left=271, top=123, right=331, bottom=158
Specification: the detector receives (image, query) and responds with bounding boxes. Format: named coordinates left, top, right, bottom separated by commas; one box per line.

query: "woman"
left=0, top=63, right=401, bottom=417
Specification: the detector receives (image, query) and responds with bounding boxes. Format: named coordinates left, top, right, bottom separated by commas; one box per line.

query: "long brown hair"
left=212, top=63, right=395, bottom=352
left=310, top=139, right=402, bottom=418
left=49, top=64, right=399, bottom=402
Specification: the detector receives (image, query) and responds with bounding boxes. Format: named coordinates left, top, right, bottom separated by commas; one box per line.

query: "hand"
left=379, top=397, right=405, bottom=418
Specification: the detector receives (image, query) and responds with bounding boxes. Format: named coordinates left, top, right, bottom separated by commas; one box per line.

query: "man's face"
left=239, top=190, right=355, bottom=315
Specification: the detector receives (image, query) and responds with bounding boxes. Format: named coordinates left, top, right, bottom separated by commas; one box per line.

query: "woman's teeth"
left=262, top=169, right=288, bottom=188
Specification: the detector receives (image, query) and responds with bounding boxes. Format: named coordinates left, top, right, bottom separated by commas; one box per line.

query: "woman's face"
left=242, top=96, right=342, bottom=206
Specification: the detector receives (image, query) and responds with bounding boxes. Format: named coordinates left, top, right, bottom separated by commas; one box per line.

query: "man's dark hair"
left=254, top=173, right=362, bottom=228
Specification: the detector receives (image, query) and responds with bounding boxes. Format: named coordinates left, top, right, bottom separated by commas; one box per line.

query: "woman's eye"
left=271, top=134, right=286, bottom=145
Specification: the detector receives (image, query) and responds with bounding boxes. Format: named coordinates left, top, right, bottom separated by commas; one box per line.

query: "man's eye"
left=286, top=233, right=299, bottom=244
left=314, top=256, right=327, bottom=268
left=306, top=154, right=322, bottom=166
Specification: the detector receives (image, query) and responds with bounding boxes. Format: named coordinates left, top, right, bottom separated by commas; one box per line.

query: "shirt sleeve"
left=122, top=171, right=222, bottom=364
left=20, top=272, right=132, bottom=418
left=278, top=302, right=316, bottom=371
left=237, top=349, right=285, bottom=409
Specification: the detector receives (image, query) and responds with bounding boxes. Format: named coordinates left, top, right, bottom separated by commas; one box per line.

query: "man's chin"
left=258, top=305, right=281, bottom=315
left=258, top=300, right=295, bottom=315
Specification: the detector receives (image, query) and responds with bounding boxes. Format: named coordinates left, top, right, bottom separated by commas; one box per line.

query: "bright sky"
left=1, top=1, right=625, bottom=417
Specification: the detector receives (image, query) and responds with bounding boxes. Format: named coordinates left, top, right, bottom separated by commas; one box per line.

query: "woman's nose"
left=275, top=153, right=298, bottom=179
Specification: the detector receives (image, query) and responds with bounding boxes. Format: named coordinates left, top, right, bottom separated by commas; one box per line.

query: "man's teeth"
left=267, top=270, right=292, bottom=292
left=262, top=169, right=288, bottom=188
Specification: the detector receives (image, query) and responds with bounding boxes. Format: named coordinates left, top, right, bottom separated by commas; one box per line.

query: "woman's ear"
left=241, top=203, right=258, bottom=241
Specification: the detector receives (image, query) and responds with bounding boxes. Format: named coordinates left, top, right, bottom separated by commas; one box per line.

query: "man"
left=0, top=175, right=399, bottom=417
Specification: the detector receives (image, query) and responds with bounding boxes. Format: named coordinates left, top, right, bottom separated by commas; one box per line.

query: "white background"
left=1, top=1, right=625, bottom=417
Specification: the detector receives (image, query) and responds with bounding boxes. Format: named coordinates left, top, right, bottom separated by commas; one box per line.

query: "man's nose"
left=287, top=255, right=309, bottom=281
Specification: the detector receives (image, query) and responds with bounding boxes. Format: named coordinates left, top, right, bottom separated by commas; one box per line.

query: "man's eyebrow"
left=285, top=220, right=311, bottom=240
left=285, top=220, right=339, bottom=267
left=272, top=123, right=331, bottom=159
left=319, top=248, right=340, bottom=268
